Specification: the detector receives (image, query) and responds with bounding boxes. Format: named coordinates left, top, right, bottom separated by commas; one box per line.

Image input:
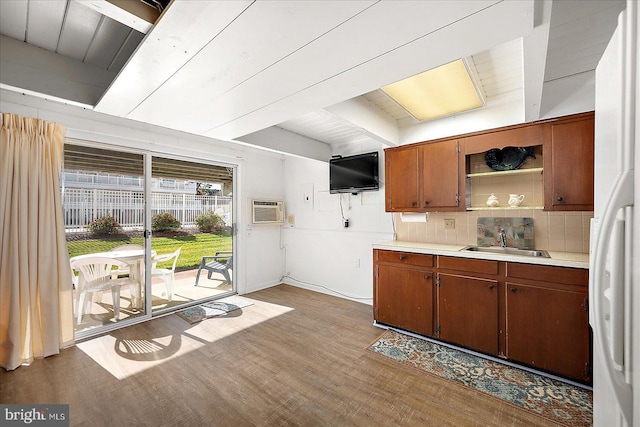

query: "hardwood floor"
left=0, top=285, right=557, bottom=426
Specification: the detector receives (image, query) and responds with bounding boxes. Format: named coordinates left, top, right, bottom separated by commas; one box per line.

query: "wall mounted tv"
left=329, top=151, right=379, bottom=194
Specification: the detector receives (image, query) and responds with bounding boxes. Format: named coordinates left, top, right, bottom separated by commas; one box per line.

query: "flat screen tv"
left=329, top=152, right=379, bottom=194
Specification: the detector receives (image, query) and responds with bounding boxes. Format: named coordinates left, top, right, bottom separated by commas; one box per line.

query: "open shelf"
left=466, top=167, right=543, bottom=178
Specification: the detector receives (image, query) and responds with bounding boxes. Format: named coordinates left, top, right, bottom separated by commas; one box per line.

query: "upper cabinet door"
left=420, top=140, right=460, bottom=209
left=385, top=147, right=419, bottom=211
left=544, top=114, right=595, bottom=211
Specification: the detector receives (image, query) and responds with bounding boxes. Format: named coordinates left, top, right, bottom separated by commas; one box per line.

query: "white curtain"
left=0, top=113, right=74, bottom=371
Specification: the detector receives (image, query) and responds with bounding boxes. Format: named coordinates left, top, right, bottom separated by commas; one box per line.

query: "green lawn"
left=67, top=232, right=232, bottom=272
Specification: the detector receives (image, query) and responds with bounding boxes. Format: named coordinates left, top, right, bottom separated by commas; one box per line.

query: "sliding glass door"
left=149, top=156, right=235, bottom=315
left=63, top=144, right=236, bottom=338
left=63, top=144, right=148, bottom=337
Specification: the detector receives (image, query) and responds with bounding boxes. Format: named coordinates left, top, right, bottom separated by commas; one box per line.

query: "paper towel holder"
left=400, top=212, right=429, bottom=223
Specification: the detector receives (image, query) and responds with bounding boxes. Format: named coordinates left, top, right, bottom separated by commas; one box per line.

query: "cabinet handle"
left=424, top=200, right=430, bottom=205
left=557, top=196, right=564, bottom=201
left=399, top=255, right=406, bottom=261
left=425, top=274, right=432, bottom=280
left=488, top=284, right=494, bottom=289
left=510, top=287, right=517, bottom=292
left=412, top=201, right=418, bottom=207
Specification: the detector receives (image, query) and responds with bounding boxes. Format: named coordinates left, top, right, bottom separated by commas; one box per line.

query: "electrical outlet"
left=444, top=218, right=455, bottom=230
left=302, top=183, right=314, bottom=205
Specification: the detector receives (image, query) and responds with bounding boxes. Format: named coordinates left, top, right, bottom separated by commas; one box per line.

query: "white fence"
left=63, top=188, right=233, bottom=232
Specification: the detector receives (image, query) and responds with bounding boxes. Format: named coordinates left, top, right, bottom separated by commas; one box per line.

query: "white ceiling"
left=0, top=0, right=625, bottom=161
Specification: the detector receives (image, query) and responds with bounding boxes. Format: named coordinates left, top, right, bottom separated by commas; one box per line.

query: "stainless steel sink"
left=460, top=245, right=551, bottom=258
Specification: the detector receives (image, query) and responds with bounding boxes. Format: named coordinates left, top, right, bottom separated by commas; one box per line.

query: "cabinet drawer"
left=507, top=263, right=588, bottom=286
left=437, top=256, right=498, bottom=275
left=377, top=250, right=433, bottom=267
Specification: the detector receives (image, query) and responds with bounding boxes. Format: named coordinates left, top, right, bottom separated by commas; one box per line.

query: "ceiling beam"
left=115, top=0, right=377, bottom=131
left=323, top=97, right=400, bottom=146
left=204, top=0, right=534, bottom=141
left=522, top=0, right=553, bottom=122
left=236, top=126, right=331, bottom=162
left=539, top=70, right=595, bottom=119
left=0, top=35, right=115, bottom=107
left=81, top=0, right=160, bottom=34
left=94, top=0, right=253, bottom=117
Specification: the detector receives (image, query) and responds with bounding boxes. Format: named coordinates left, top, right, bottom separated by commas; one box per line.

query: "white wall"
left=282, top=154, right=393, bottom=304
left=242, top=155, right=288, bottom=292
left=540, top=72, right=596, bottom=119
left=0, top=90, right=286, bottom=294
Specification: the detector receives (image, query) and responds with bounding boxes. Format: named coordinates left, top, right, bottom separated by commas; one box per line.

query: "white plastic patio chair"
left=151, top=247, right=181, bottom=301
left=109, top=244, right=144, bottom=279
left=70, top=256, right=137, bottom=325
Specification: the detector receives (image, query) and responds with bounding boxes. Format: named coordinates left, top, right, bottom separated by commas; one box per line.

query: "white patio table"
left=70, top=249, right=155, bottom=310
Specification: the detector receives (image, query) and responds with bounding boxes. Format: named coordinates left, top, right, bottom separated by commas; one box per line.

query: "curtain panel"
left=0, top=113, right=74, bottom=371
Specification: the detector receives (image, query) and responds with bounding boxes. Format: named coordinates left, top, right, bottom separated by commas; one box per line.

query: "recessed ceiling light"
left=381, top=59, right=484, bottom=121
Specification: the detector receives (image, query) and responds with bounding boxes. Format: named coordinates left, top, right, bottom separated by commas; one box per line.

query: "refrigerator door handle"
left=591, top=169, right=633, bottom=424
left=609, top=218, right=625, bottom=370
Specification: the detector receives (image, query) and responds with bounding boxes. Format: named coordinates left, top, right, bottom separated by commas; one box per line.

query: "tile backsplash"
left=394, top=210, right=593, bottom=254
left=477, top=217, right=535, bottom=249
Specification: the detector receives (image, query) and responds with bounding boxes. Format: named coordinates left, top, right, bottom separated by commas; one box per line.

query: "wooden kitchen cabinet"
left=384, top=111, right=594, bottom=213
left=419, top=140, right=460, bottom=209
left=436, top=257, right=499, bottom=355
left=374, top=250, right=434, bottom=336
left=437, top=273, right=499, bottom=355
left=544, top=112, right=594, bottom=211
left=385, top=146, right=419, bottom=210
left=373, top=250, right=592, bottom=383
left=504, top=263, right=591, bottom=381
left=385, top=139, right=461, bottom=211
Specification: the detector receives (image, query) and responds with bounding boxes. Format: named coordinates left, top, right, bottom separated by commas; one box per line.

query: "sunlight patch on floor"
left=76, top=297, right=294, bottom=380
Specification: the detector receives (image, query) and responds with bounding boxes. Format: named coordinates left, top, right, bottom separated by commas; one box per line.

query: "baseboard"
left=282, top=277, right=373, bottom=305
left=242, top=279, right=282, bottom=295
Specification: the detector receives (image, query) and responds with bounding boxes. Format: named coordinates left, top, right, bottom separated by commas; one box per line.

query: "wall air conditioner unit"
left=252, top=199, right=285, bottom=224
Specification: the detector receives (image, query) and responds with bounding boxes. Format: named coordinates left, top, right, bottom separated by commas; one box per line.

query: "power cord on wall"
left=282, top=274, right=373, bottom=301
left=339, top=194, right=349, bottom=228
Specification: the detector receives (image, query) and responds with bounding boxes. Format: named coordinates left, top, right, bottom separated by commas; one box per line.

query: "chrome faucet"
left=498, top=227, right=507, bottom=248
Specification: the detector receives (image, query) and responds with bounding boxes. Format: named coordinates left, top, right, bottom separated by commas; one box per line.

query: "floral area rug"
left=368, top=329, right=592, bottom=427
left=176, top=295, right=253, bottom=324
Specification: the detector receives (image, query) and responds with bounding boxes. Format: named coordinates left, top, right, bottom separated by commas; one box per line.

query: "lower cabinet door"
left=437, top=273, right=499, bottom=355
left=505, top=282, right=590, bottom=381
left=376, top=264, right=433, bottom=336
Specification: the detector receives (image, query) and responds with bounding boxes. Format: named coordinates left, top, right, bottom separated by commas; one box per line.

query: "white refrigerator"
left=591, top=1, right=638, bottom=426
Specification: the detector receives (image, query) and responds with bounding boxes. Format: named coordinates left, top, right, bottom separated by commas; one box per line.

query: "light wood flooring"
left=1, top=285, right=558, bottom=426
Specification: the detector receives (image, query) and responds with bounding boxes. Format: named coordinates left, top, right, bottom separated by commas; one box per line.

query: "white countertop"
left=373, top=241, right=589, bottom=269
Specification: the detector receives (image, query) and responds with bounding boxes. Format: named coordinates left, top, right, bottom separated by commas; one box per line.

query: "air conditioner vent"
left=252, top=199, right=284, bottom=224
